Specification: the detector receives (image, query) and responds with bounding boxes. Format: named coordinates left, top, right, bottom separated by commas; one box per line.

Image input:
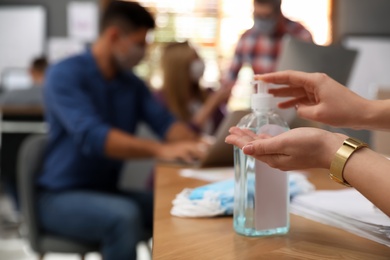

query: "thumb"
left=242, top=137, right=284, bottom=156
left=242, top=134, right=272, bottom=155
left=242, top=143, right=255, bottom=155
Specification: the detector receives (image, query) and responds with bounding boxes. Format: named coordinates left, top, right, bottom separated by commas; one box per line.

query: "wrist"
left=323, top=133, right=348, bottom=169
left=148, top=141, right=164, bottom=158
left=358, top=99, right=382, bottom=130
left=329, top=136, right=368, bottom=187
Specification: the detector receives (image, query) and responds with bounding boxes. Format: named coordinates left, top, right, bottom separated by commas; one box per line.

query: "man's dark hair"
left=254, top=0, right=282, bottom=13
left=31, top=56, right=48, bottom=72
left=101, top=1, right=155, bottom=33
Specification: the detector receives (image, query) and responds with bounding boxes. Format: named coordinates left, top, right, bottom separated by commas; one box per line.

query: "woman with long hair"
left=157, top=41, right=231, bottom=134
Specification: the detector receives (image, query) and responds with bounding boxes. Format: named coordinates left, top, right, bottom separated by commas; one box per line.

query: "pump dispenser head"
left=251, top=80, right=274, bottom=110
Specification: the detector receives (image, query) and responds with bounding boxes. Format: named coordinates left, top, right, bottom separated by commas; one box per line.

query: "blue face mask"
left=253, top=17, right=277, bottom=35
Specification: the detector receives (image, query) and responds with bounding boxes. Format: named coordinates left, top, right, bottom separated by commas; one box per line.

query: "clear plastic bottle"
left=233, top=80, right=290, bottom=237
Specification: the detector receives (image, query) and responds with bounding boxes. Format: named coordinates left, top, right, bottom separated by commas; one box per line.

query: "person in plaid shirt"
left=224, top=0, right=312, bottom=86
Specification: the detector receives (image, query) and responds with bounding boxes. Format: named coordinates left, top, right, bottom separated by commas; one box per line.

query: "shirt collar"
left=84, top=48, right=105, bottom=78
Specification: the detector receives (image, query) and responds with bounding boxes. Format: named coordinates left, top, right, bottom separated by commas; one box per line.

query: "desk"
left=0, top=106, right=46, bottom=202
left=0, top=106, right=46, bottom=134
left=153, top=166, right=390, bottom=259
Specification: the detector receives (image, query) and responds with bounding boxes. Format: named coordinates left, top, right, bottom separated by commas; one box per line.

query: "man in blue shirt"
left=37, top=2, right=203, bottom=260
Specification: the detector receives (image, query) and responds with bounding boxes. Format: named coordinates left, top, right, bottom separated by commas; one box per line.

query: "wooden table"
left=1, top=106, right=43, bottom=116
left=153, top=166, right=390, bottom=259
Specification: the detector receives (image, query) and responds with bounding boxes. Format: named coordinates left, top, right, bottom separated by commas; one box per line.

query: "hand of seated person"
left=156, top=140, right=209, bottom=164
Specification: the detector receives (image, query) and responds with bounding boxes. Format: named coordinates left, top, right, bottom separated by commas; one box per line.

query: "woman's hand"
left=226, top=127, right=347, bottom=171
left=256, top=71, right=370, bottom=129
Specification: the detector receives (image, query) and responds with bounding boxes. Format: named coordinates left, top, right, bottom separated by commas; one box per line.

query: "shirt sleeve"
left=137, top=80, right=176, bottom=140
left=44, top=64, right=111, bottom=157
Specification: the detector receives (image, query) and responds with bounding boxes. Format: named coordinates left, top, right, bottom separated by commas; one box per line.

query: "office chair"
left=17, top=135, right=99, bottom=260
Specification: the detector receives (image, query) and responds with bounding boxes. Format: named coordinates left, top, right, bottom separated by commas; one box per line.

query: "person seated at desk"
left=226, top=70, right=390, bottom=217
left=156, top=41, right=231, bottom=135
left=0, top=57, right=47, bottom=106
left=37, top=2, right=205, bottom=260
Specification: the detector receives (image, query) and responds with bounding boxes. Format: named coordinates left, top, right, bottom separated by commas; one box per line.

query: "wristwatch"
left=329, top=137, right=368, bottom=187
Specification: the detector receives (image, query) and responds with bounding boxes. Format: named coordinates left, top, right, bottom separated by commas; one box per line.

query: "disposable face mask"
left=189, top=59, right=205, bottom=82
left=170, top=172, right=314, bottom=218
left=114, top=44, right=146, bottom=71
left=253, top=17, right=277, bottom=35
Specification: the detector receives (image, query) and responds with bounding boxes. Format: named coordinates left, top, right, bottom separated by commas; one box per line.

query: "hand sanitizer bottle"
left=233, top=80, right=290, bottom=237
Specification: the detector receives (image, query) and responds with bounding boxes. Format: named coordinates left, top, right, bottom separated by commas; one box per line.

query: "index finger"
left=268, top=87, right=307, bottom=98
left=255, top=70, right=314, bottom=89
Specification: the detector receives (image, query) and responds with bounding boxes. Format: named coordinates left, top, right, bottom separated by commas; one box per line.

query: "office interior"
left=0, top=0, right=390, bottom=259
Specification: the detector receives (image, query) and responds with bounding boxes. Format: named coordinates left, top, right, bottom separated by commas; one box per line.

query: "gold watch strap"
left=329, top=137, right=368, bottom=187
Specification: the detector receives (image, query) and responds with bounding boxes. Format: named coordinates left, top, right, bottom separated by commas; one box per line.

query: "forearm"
left=105, top=128, right=162, bottom=160
left=359, top=99, right=390, bottom=131
left=191, top=95, right=220, bottom=129
left=343, top=148, right=390, bottom=216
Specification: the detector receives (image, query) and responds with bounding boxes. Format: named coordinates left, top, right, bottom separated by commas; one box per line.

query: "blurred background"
left=0, top=0, right=334, bottom=107
left=1, top=0, right=390, bottom=259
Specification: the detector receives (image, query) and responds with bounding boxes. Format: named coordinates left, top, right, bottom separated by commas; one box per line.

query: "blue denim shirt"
left=38, top=50, right=175, bottom=191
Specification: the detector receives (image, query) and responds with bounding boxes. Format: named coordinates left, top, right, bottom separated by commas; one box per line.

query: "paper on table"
left=291, top=189, right=390, bottom=247
left=179, top=167, right=234, bottom=182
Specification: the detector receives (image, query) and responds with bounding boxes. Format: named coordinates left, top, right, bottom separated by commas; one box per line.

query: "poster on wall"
left=67, top=1, right=98, bottom=42
left=48, top=37, right=86, bottom=63
left=0, top=6, right=46, bottom=76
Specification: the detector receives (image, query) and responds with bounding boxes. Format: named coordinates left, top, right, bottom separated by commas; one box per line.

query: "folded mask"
left=171, top=172, right=314, bottom=218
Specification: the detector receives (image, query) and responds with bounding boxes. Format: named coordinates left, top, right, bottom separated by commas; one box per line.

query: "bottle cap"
left=251, top=80, right=274, bottom=110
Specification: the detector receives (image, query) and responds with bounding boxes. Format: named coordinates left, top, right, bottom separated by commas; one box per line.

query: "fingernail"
left=243, top=144, right=254, bottom=154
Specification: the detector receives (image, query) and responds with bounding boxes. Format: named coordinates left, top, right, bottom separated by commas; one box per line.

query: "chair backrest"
left=119, top=123, right=158, bottom=191
left=276, top=36, right=358, bottom=86
left=17, top=134, right=47, bottom=251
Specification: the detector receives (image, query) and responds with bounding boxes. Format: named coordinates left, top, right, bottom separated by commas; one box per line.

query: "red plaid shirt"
left=226, top=17, right=312, bottom=83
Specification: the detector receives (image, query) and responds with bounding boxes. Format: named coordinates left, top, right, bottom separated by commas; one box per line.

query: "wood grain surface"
left=153, top=166, right=390, bottom=259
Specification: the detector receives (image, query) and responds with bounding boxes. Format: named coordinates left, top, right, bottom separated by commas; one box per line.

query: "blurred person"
left=223, top=0, right=312, bottom=88
left=0, top=56, right=48, bottom=106
left=226, top=70, right=390, bottom=217
left=157, top=41, right=231, bottom=135
left=37, top=2, right=205, bottom=260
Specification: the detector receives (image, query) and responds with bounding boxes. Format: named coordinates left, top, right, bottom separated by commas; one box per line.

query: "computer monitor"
left=276, top=36, right=358, bottom=86
left=0, top=68, right=33, bottom=92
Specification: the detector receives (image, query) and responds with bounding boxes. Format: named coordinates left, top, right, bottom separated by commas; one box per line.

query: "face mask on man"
left=114, top=44, right=146, bottom=71
left=253, top=17, right=277, bottom=35
left=189, top=59, right=205, bottom=82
